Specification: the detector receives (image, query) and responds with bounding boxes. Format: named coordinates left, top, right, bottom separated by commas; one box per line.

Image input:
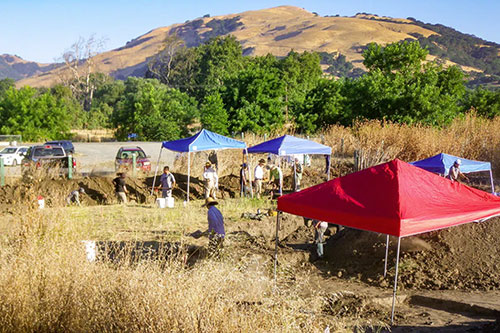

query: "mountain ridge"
left=5, top=5, right=499, bottom=88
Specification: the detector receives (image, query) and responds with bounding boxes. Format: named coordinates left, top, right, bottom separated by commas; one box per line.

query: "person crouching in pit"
left=203, top=197, right=225, bottom=258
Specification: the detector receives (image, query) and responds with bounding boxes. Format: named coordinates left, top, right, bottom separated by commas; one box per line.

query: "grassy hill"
left=10, top=6, right=500, bottom=88
left=0, top=54, right=63, bottom=81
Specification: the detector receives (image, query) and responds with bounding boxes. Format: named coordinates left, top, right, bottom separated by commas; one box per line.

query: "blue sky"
left=1, top=0, right=499, bottom=63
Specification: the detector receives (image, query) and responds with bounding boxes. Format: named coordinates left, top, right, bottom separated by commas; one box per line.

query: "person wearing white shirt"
left=203, top=162, right=218, bottom=199
left=254, top=159, right=266, bottom=198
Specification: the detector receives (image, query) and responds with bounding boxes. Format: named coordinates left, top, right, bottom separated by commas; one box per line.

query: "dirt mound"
left=322, top=218, right=500, bottom=291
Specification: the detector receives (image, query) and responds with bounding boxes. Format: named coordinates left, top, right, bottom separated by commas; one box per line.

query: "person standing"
left=203, top=197, right=225, bottom=258
left=314, top=221, right=328, bottom=259
left=268, top=164, right=283, bottom=197
left=66, top=187, right=85, bottom=206
left=293, top=158, right=303, bottom=191
left=203, top=162, right=218, bottom=199
left=254, top=159, right=265, bottom=198
left=448, top=159, right=469, bottom=183
left=239, top=163, right=251, bottom=197
left=113, top=172, right=129, bottom=204
left=158, top=166, right=176, bottom=198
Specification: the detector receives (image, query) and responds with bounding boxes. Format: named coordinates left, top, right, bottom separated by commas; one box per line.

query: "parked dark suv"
left=115, top=146, right=151, bottom=173
left=44, top=140, right=75, bottom=154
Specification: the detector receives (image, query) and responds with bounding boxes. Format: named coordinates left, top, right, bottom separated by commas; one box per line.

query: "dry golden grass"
left=320, top=114, right=500, bottom=177
left=0, top=202, right=368, bottom=332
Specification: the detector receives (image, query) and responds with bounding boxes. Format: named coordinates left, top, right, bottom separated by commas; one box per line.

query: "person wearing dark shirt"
left=113, top=172, right=129, bottom=204
left=203, top=197, right=225, bottom=257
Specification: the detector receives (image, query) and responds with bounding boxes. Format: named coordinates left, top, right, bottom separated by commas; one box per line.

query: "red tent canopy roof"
left=277, top=159, right=500, bottom=237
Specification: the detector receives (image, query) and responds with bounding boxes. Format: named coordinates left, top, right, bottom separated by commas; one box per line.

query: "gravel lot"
left=2, top=142, right=177, bottom=177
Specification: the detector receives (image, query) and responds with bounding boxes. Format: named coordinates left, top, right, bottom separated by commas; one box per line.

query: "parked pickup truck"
left=22, top=145, right=76, bottom=173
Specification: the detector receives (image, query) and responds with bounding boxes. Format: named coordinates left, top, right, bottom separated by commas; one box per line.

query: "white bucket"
left=156, top=198, right=166, bottom=208
left=37, top=198, right=45, bottom=209
left=166, top=197, right=174, bottom=208
left=82, top=240, right=97, bottom=262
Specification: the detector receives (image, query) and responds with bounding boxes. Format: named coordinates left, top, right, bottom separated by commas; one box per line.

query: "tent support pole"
left=384, top=234, right=390, bottom=278
left=187, top=152, right=191, bottom=203
left=151, top=147, right=163, bottom=196
left=327, top=153, right=331, bottom=181
left=391, top=237, right=402, bottom=325
left=489, top=170, right=495, bottom=194
left=293, top=161, right=297, bottom=192
left=274, top=211, right=281, bottom=283
left=245, top=148, right=253, bottom=197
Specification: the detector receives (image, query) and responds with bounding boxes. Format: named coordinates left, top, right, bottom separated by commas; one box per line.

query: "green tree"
left=193, top=35, right=244, bottom=102
left=200, top=92, right=229, bottom=134
left=0, top=86, right=72, bottom=141
left=279, top=51, right=323, bottom=123
left=463, top=87, right=500, bottom=118
left=0, top=78, right=15, bottom=98
left=224, top=54, right=285, bottom=133
left=112, top=78, right=198, bottom=141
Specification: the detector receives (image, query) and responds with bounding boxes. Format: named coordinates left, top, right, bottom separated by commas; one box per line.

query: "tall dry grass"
left=0, top=208, right=365, bottom=332
left=322, top=114, right=500, bottom=176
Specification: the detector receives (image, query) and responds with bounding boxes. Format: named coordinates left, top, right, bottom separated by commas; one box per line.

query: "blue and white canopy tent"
left=410, top=153, right=495, bottom=193
left=247, top=135, right=333, bottom=195
left=152, top=129, right=248, bottom=202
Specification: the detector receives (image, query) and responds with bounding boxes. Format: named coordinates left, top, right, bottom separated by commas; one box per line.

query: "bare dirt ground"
left=1, top=166, right=499, bottom=331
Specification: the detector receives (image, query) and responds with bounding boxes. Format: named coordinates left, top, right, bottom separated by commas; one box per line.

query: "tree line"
left=0, top=36, right=499, bottom=141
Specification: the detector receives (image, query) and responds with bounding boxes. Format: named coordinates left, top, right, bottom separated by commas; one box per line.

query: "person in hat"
left=239, top=163, right=251, bottom=198
left=113, top=172, right=129, bottom=204
left=157, top=166, right=176, bottom=198
left=66, top=187, right=85, bottom=206
left=447, top=159, right=469, bottom=183
left=203, top=161, right=218, bottom=199
left=254, top=159, right=266, bottom=198
left=202, top=197, right=225, bottom=257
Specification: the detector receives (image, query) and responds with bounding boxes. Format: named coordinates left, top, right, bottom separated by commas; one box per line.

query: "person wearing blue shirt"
left=203, top=197, right=225, bottom=257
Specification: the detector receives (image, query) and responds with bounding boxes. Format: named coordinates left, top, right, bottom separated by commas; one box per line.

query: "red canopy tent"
left=275, top=159, right=500, bottom=323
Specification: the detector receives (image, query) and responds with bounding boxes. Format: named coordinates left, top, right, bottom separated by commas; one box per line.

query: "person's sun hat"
left=455, top=159, right=462, bottom=165
left=202, top=197, right=218, bottom=207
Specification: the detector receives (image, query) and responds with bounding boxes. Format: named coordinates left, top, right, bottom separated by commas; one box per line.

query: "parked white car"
left=0, top=146, right=29, bottom=166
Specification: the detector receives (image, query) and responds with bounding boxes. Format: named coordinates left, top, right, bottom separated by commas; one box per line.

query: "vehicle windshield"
left=121, top=150, right=146, bottom=159
left=0, top=148, right=17, bottom=154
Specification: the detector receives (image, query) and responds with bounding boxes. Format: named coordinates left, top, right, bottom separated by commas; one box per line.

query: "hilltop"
left=7, top=5, right=500, bottom=88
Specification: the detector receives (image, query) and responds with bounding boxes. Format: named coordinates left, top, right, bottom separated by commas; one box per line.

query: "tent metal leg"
left=327, top=153, right=331, bottom=181
left=151, top=148, right=163, bottom=195
left=246, top=148, right=253, bottom=197
left=187, top=152, right=191, bottom=203
left=391, top=237, right=402, bottom=325
left=489, top=170, right=495, bottom=194
left=274, top=211, right=281, bottom=283
left=384, top=234, right=390, bottom=278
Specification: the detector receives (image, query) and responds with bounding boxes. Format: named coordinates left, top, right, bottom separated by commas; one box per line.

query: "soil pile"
left=322, top=218, right=500, bottom=291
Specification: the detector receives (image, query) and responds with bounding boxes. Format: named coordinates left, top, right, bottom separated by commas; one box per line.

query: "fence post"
left=67, top=155, right=73, bottom=179
left=241, top=132, right=244, bottom=140
left=354, top=150, right=359, bottom=172
left=132, top=153, right=137, bottom=177
left=0, top=157, right=4, bottom=186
